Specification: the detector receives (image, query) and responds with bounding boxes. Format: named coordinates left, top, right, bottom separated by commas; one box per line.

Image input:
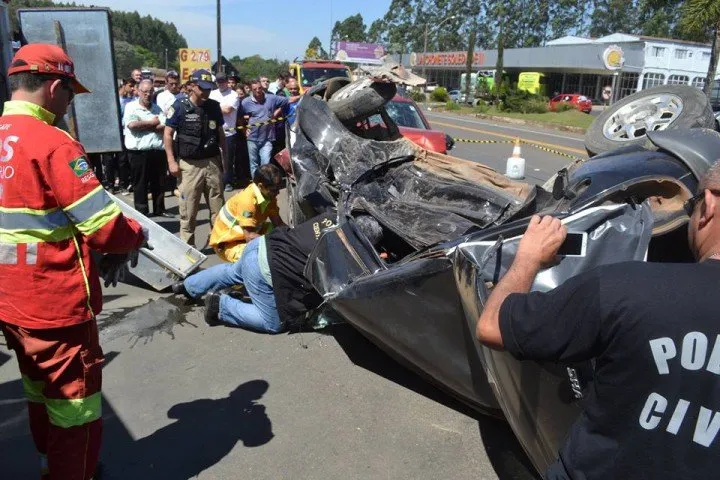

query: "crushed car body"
left=285, top=78, right=720, bottom=475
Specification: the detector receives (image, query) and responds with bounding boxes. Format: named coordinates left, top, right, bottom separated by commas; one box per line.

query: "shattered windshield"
left=385, top=101, right=427, bottom=130
left=301, top=68, right=350, bottom=87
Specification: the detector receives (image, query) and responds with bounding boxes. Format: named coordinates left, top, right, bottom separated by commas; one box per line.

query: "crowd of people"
left=97, top=68, right=301, bottom=221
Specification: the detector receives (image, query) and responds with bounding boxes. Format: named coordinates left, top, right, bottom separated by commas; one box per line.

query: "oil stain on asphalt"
left=98, top=296, right=199, bottom=346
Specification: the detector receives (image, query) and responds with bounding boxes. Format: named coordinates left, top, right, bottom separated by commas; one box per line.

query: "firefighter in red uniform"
left=0, top=44, right=146, bottom=479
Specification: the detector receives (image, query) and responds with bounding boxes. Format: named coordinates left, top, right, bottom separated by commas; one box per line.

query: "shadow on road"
left=102, top=379, right=273, bottom=479
left=328, top=324, right=539, bottom=480
left=0, top=345, right=273, bottom=480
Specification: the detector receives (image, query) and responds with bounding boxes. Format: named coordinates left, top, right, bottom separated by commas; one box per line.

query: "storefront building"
left=409, top=33, right=718, bottom=101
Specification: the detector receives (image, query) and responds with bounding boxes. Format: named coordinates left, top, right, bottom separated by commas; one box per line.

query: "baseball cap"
left=8, top=43, right=90, bottom=94
left=215, top=72, right=228, bottom=82
left=190, top=69, right=215, bottom=90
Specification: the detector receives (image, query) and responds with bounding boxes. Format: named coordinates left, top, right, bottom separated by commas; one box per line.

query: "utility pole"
left=216, top=0, right=222, bottom=74
left=422, top=23, right=428, bottom=80
left=164, top=48, right=168, bottom=71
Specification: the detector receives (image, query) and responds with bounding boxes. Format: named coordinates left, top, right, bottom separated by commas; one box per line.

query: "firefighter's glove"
left=99, top=253, right=130, bottom=288
left=130, top=226, right=152, bottom=268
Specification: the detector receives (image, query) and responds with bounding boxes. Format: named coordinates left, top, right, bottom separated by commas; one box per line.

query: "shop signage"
left=179, top=48, right=212, bottom=82
left=602, top=45, right=624, bottom=70
left=412, top=51, right=486, bottom=67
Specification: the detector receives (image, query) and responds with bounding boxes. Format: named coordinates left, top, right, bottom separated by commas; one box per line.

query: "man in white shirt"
left=156, top=70, right=181, bottom=116
left=123, top=79, right=171, bottom=217
left=210, top=72, right=241, bottom=192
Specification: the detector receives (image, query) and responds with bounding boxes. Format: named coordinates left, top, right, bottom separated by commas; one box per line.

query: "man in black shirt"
left=164, top=69, right=226, bottom=247
left=475, top=163, right=720, bottom=479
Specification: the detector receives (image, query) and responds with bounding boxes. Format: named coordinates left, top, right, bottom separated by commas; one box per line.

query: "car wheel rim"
left=602, top=94, right=684, bottom=142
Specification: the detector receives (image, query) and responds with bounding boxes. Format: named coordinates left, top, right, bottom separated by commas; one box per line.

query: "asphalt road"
left=425, top=110, right=588, bottom=185
left=0, top=113, right=579, bottom=480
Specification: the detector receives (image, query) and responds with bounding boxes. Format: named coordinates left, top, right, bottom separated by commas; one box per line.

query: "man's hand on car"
left=515, top=215, right=567, bottom=271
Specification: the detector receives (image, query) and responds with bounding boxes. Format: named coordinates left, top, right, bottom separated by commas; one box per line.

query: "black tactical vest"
left=174, top=98, right=219, bottom=159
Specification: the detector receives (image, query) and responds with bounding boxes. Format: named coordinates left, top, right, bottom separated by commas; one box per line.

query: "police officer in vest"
left=164, top=69, right=226, bottom=247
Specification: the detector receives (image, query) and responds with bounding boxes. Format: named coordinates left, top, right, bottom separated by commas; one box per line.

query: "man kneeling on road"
left=173, top=214, right=383, bottom=333
left=475, top=162, right=720, bottom=479
left=207, top=164, right=285, bottom=263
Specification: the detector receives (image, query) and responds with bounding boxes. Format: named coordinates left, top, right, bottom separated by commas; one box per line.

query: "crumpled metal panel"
left=296, top=94, right=418, bottom=188
left=111, top=194, right=206, bottom=291
left=292, top=95, right=537, bottom=249
left=327, top=256, right=502, bottom=414
left=306, top=220, right=501, bottom=413
left=453, top=203, right=653, bottom=475
left=305, top=220, right=386, bottom=298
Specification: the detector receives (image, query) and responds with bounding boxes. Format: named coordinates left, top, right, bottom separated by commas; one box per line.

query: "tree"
left=464, top=25, right=477, bottom=100
left=331, top=13, right=367, bottom=44
left=228, top=55, right=289, bottom=81
left=495, top=18, right=505, bottom=99
left=305, top=37, right=328, bottom=59
left=680, top=0, right=720, bottom=97
left=367, top=19, right=387, bottom=44
left=589, top=0, right=638, bottom=37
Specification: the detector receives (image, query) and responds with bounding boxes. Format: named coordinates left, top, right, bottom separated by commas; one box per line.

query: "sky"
left=74, top=0, right=391, bottom=62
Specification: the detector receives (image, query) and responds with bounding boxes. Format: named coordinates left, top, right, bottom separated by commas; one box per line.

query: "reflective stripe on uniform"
left=0, top=208, right=70, bottom=231
left=72, top=199, right=121, bottom=236
left=26, top=243, right=37, bottom=264
left=0, top=205, right=75, bottom=243
left=0, top=242, right=17, bottom=264
left=64, top=186, right=113, bottom=224
left=21, top=375, right=45, bottom=404
left=0, top=225, right=75, bottom=244
left=218, top=205, right=243, bottom=233
left=0, top=242, right=38, bottom=264
left=45, top=391, right=102, bottom=428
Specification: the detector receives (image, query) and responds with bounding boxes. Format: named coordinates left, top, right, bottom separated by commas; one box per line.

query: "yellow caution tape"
left=452, top=137, right=585, bottom=162
left=236, top=117, right=286, bottom=131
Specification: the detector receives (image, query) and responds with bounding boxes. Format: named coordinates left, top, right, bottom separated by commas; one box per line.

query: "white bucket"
left=505, top=156, right=526, bottom=179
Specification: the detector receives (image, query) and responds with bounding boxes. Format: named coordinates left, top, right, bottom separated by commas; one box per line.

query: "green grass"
left=452, top=105, right=595, bottom=130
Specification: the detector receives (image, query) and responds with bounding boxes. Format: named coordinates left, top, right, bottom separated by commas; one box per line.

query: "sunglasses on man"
left=683, top=189, right=720, bottom=217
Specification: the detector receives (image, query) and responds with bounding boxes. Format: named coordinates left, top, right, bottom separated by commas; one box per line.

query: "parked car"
left=385, top=95, right=455, bottom=153
left=285, top=77, right=719, bottom=477
left=549, top=93, right=592, bottom=113
left=424, top=81, right=439, bottom=93
left=448, top=89, right=463, bottom=102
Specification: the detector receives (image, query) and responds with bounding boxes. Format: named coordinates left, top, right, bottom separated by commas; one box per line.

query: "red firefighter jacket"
left=0, top=100, right=145, bottom=329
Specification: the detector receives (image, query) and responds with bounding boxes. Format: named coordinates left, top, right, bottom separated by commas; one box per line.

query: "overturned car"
left=283, top=78, right=718, bottom=475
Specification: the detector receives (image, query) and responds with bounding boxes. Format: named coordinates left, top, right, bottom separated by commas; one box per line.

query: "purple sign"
left=335, top=41, right=386, bottom=65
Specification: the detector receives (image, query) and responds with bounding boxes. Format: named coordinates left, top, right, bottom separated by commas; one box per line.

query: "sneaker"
left=224, top=184, right=233, bottom=193
left=171, top=281, right=193, bottom=300
left=204, top=292, right=221, bottom=326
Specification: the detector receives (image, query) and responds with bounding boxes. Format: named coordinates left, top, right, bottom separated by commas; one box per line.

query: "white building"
left=413, top=32, right=719, bottom=101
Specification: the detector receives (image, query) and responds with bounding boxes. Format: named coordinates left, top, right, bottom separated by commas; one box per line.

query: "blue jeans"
left=247, top=140, right=273, bottom=178
left=183, top=238, right=283, bottom=333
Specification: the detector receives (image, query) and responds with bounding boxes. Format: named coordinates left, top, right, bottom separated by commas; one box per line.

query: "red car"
left=385, top=95, right=454, bottom=154
left=549, top=94, right=592, bottom=114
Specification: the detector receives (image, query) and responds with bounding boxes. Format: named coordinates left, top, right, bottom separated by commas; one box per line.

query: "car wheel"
left=327, top=78, right=397, bottom=124
left=584, top=85, right=715, bottom=156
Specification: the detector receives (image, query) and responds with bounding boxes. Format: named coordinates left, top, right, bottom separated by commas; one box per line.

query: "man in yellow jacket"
left=208, top=163, right=285, bottom=262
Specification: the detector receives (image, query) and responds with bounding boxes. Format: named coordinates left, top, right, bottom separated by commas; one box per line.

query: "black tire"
left=584, top=85, right=715, bottom=157
left=327, top=79, right=397, bottom=124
